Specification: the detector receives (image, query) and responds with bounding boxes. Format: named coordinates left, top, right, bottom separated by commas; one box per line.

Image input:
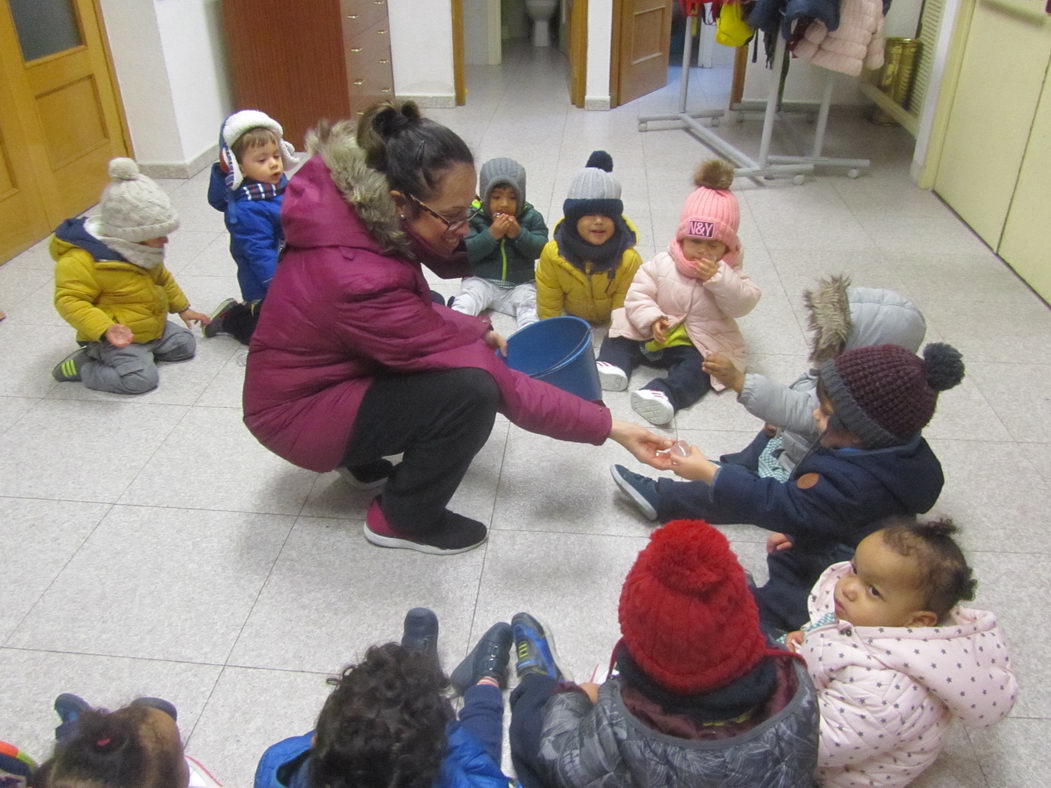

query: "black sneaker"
left=401, top=607, right=439, bottom=664
left=338, top=459, right=395, bottom=491
left=363, top=499, right=488, bottom=555
left=52, top=350, right=87, bottom=382
left=450, top=621, right=512, bottom=694
left=610, top=464, right=660, bottom=521
left=511, top=613, right=563, bottom=681
left=203, top=298, right=238, bottom=338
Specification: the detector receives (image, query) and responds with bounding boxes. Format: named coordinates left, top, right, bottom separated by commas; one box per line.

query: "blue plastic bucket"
left=501, top=316, right=602, bottom=401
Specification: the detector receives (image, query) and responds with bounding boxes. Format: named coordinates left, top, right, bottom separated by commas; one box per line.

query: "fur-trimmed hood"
left=282, top=121, right=411, bottom=258
left=804, top=275, right=926, bottom=364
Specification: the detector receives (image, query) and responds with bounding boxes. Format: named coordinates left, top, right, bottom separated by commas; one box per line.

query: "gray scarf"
left=85, top=217, right=165, bottom=270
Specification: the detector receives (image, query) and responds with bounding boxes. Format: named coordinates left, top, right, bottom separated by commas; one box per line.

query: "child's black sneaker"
left=450, top=621, right=512, bottom=694
left=610, top=464, right=660, bottom=521
left=363, top=498, right=488, bottom=555
left=512, top=613, right=564, bottom=681
left=337, top=458, right=395, bottom=490
left=52, top=350, right=87, bottom=382
left=203, top=298, right=238, bottom=338
left=401, top=607, right=439, bottom=664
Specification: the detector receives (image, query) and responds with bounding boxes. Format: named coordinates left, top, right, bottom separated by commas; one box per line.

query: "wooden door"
left=0, top=0, right=129, bottom=262
left=934, top=0, right=1051, bottom=249
left=613, top=0, right=672, bottom=107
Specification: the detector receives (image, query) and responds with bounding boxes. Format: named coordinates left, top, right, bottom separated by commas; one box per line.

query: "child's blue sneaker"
left=512, top=613, right=563, bottom=681
left=401, top=607, right=439, bottom=663
left=610, top=464, right=659, bottom=521
left=53, top=693, right=91, bottom=742
left=450, top=621, right=512, bottom=694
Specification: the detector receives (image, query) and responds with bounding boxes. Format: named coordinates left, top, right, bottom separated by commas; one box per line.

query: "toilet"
left=525, top=0, right=558, bottom=47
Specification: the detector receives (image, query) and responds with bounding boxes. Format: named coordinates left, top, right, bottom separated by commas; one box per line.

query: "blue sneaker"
left=53, top=693, right=91, bottom=743
left=512, top=613, right=563, bottom=681
left=610, top=464, right=659, bottom=521
left=401, top=607, right=439, bottom=664
left=450, top=621, right=512, bottom=694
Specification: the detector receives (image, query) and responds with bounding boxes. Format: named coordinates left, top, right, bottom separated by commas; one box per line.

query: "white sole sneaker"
left=336, top=466, right=388, bottom=491
left=362, top=523, right=488, bottom=555
left=596, top=361, right=628, bottom=392
left=631, top=389, right=674, bottom=425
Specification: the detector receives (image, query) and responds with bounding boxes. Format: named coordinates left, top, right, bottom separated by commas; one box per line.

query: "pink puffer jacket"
left=607, top=249, right=760, bottom=391
left=794, top=0, right=886, bottom=77
left=798, top=563, right=1018, bottom=787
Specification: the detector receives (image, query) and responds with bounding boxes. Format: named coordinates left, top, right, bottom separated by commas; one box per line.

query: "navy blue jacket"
left=254, top=725, right=515, bottom=788
left=207, top=163, right=285, bottom=302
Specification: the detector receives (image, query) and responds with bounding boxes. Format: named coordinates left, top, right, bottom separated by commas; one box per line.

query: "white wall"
left=389, top=0, right=457, bottom=106
left=99, top=0, right=231, bottom=175
left=741, top=0, right=924, bottom=105
left=585, top=0, right=613, bottom=109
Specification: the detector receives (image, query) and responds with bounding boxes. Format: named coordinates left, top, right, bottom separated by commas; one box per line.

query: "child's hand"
left=695, top=258, right=719, bottom=281
left=763, top=422, right=779, bottom=437
left=701, top=352, right=744, bottom=393
left=490, top=214, right=511, bottom=240
left=503, top=215, right=521, bottom=239
left=651, top=316, right=671, bottom=344
left=578, top=682, right=601, bottom=704
left=669, top=444, right=718, bottom=483
left=767, top=532, right=794, bottom=554
left=105, top=323, right=134, bottom=348
left=484, top=329, right=508, bottom=356
left=783, top=630, right=804, bottom=652
left=179, top=308, right=210, bottom=329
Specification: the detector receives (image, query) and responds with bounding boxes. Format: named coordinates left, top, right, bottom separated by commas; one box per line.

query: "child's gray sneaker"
left=52, top=349, right=87, bottom=382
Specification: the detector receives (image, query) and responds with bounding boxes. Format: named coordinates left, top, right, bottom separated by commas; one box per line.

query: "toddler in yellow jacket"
left=535, top=151, right=642, bottom=323
left=51, top=158, right=210, bottom=395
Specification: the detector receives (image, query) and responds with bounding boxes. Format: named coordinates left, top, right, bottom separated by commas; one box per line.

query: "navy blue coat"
left=207, top=163, right=284, bottom=302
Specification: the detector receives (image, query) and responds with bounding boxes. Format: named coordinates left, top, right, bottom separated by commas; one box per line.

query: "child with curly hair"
left=784, top=517, right=1017, bottom=786
left=254, top=609, right=516, bottom=787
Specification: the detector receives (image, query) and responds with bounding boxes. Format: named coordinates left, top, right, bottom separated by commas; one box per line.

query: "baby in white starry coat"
left=782, top=516, right=1017, bottom=787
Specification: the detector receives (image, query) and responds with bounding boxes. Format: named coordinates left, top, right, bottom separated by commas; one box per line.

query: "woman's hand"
left=484, top=330, right=508, bottom=357
left=608, top=419, right=674, bottom=468
left=668, top=443, right=718, bottom=483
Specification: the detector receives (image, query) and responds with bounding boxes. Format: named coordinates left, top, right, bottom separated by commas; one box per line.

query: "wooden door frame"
left=570, top=0, right=588, bottom=107
left=89, top=0, right=134, bottom=157
left=452, top=0, right=465, bottom=105
left=609, top=0, right=622, bottom=107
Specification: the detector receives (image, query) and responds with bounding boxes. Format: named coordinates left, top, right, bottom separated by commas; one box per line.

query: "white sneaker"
left=631, top=388, right=674, bottom=425
left=596, top=361, right=628, bottom=391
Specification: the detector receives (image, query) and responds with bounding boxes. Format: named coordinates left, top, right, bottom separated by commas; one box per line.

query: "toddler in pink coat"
left=596, top=160, right=760, bottom=425
left=784, top=517, right=1017, bottom=787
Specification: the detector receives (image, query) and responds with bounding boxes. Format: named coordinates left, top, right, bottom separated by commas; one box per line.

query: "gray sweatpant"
left=451, top=277, right=538, bottom=330
left=80, top=321, right=196, bottom=395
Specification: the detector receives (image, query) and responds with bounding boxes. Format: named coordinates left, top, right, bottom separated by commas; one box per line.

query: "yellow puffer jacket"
left=51, top=235, right=190, bottom=343
left=535, top=217, right=643, bottom=323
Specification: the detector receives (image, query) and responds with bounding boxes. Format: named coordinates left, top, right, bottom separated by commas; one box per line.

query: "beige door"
left=0, top=0, right=129, bottom=263
left=934, top=1, right=1051, bottom=249
left=612, top=0, right=672, bottom=107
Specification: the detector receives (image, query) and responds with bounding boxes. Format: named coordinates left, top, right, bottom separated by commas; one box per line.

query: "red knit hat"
left=819, top=342, right=965, bottom=448
left=618, top=520, right=767, bottom=694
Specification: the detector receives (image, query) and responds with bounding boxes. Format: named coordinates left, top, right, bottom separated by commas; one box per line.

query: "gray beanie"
left=96, top=158, right=179, bottom=242
left=563, top=150, right=622, bottom=222
left=479, top=157, right=526, bottom=216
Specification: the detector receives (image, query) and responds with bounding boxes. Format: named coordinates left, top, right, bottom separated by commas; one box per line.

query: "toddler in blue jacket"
left=206, top=110, right=297, bottom=344
left=612, top=342, right=965, bottom=634
left=255, top=609, right=517, bottom=788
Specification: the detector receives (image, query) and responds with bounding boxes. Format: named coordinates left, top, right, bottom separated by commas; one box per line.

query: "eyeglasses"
left=407, top=193, right=481, bottom=236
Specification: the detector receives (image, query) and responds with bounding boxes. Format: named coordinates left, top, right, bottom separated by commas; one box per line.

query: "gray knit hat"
left=563, top=150, right=623, bottom=222
left=479, top=157, right=526, bottom=216
left=96, top=158, right=179, bottom=242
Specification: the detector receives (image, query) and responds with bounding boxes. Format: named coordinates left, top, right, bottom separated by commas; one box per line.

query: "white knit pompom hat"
left=96, top=158, right=179, bottom=243
left=219, top=110, right=298, bottom=189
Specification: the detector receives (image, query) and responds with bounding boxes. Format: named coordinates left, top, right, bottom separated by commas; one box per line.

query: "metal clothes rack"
left=638, top=11, right=871, bottom=183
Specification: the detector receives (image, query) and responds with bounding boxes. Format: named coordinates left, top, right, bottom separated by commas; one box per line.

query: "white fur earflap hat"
left=219, top=110, right=298, bottom=189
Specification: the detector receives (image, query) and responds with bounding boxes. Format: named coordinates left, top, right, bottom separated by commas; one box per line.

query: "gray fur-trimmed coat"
left=536, top=661, right=819, bottom=787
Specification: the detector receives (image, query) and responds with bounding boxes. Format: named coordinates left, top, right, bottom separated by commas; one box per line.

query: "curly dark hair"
left=880, top=516, right=977, bottom=620
left=310, top=643, right=454, bottom=788
left=32, top=706, right=183, bottom=788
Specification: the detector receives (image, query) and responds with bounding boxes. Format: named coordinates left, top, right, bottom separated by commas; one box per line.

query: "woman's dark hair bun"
left=372, top=102, right=421, bottom=140
left=923, top=342, right=965, bottom=392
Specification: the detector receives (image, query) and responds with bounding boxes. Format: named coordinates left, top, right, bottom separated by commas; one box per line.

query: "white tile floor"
left=1, top=42, right=1048, bottom=786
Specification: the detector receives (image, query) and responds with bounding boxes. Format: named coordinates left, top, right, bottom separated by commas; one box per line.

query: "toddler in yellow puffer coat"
left=51, top=158, right=210, bottom=394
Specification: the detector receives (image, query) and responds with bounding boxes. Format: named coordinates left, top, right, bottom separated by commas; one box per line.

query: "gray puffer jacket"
left=738, top=277, right=925, bottom=472
left=537, top=660, right=818, bottom=787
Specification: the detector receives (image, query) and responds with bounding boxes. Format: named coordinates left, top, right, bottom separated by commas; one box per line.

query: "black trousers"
left=225, top=300, right=262, bottom=345
left=341, top=367, right=499, bottom=534
left=597, top=336, right=711, bottom=410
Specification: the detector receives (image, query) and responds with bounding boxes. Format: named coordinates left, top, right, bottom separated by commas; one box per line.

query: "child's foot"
left=401, top=607, right=439, bottom=663
left=512, top=613, right=563, bottom=681
left=128, top=697, right=178, bottom=721
left=53, top=693, right=91, bottom=742
left=337, top=458, right=395, bottom=490
left=631, top=388, right=674, bottom=425
left=203, top=298, right=238, bottom=338
left=610, top=464, right=659, bottom=521
left=450, top=621, right=512, bottom=694
left=596, top=361, right=628, bottom=392
left=52, top=350, right=87, bottom=382
left=363, top=498, right=488, bottom=555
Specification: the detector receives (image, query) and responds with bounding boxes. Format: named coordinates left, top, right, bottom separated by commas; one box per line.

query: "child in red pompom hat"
left=508, top=520, right=819, bottom=788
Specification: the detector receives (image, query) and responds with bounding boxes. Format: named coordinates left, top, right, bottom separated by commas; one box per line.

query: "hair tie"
left=96, top=737, right=112, bottom=747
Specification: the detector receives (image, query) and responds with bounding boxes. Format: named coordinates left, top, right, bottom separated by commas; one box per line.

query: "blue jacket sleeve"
left=207, top=163, right=228, bottom=212
left=230, top=201, right=282, bottom=291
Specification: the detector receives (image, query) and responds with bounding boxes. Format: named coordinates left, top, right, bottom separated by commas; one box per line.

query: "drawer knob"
left=353, top=79, right=364, bottom=86
left=377, top=29, right=387, bottom=34
left=346, top=14, right=358, bottom=20
left=349, top=47, right=362, bottom=53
